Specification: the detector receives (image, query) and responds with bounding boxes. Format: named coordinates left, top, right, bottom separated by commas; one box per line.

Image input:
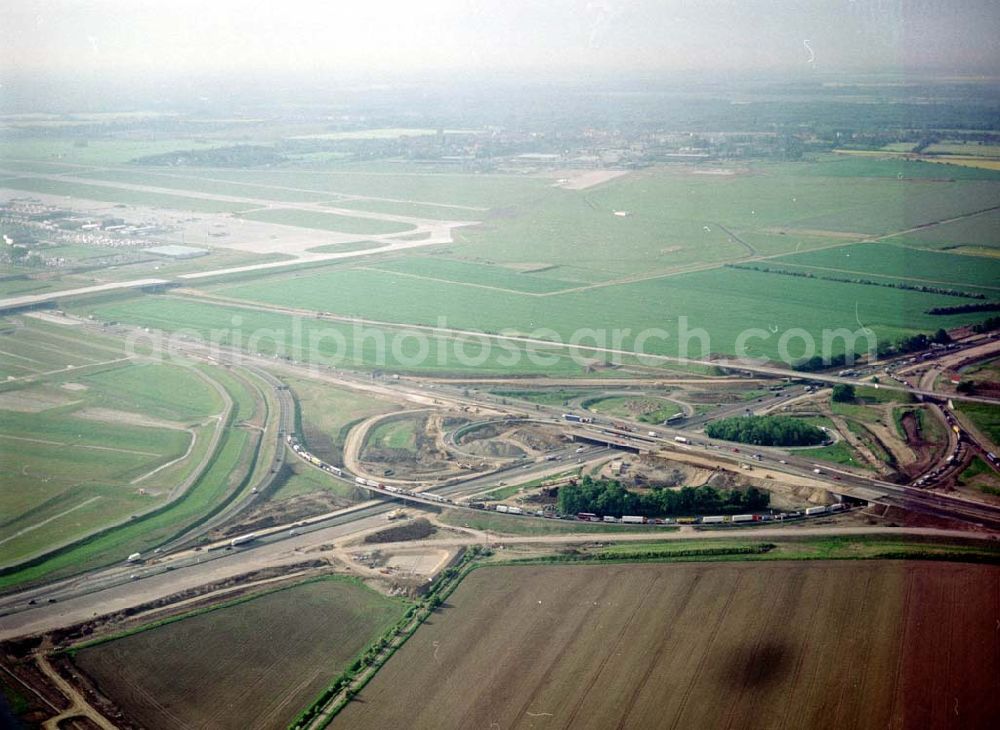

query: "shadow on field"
left=715, top=641, right=793, bottom=690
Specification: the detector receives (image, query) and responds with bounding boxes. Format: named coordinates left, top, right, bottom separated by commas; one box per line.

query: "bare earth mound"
left=333, top=561, right=998, bottom=730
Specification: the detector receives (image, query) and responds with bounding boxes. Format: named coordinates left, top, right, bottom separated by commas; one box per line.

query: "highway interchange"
left=1, top=317, right=998, bottom=644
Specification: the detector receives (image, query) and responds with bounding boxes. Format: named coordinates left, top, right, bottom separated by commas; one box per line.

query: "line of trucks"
left=911, top=407, right=971, bottom=487
left=466, top=503, right=847, bottom=524
left=575, top=504, right=845, bottom=524
left=359, top=478, right=452, bottom=504
left=289, top=434, right=455, bottom=506
left=124, top=430, right=854, bottom=565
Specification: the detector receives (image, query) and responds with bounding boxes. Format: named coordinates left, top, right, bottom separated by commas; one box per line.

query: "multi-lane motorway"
left=1, top=317, right=998, bottom=643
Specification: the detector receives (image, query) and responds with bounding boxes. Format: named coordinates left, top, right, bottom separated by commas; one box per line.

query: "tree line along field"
left=768, top=243, right=1000, bottom=295
left=333, top=561, right=1000, bottom=730
left=71, top=577, right=407, bottom=730
left=892, top=208, right=1000, bottom=253
left=80, top=273, right=986, bottom=375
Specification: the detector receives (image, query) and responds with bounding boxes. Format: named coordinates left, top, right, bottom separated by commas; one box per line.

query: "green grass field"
left=0, top=411, right=254, bottom=589
left=170, top=167, right=551, bottom=208
left=236, top=207, right=416, bottom=235
left=796, top=440, right=864, bottom=468
left=368, top=256, right=578, bottom=294
left=490, top=388, right=593, bottom=406
left=0, top=320, right=130, bottom=379
left=0, top=351, right=228, bottom=568
left=269, top=461, right=358, bottom=501
left=212, top=262, right=988, bottom=363
left=771, top=242, right=1000, bottom=295
left=809, top=154, right=1000, bottom=181
left=81, top=168, right=336, bottom=203
left=306, top=241, right=386, bottom=254
left=892, top=208, right=1000, bottom=252
left=957, top=402, right=1000, bottom=445
left=582, top=395, right=682, bottom=423
left=367, top=417, right=418, bottom=452
left=9, top=156, right=1000, bottom=374
left=287, top=375, right=400, bottom=465
left=0, top=176, right=256, bottom=213
left=0, top=318, right=268, bottom=586
left=83, top=296, right=593, bottom=375
left=332, top=198, right=486, bottom=221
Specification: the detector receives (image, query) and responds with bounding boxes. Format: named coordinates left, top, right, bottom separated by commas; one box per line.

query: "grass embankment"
left=958, top=402, right=1000, bottom=445
left=797, top=440, right=864, bottom=467
left=581, top=395, right=682, bottom=423
left=549, top=535, right=1000, bottom=565
left=0, top=366, right=262, bottom=590
left=367, top=418, right=418, bottom=452
left=958, top=456, right=1000, bottom=497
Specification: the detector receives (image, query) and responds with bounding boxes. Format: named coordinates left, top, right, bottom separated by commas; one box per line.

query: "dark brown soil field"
left=73, top=578, right=406, bottom=730
left=334, top=561, right=999, bottom=730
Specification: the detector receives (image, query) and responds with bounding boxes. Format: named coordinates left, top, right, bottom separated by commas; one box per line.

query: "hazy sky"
left=2, top=0, right=998, bottom=81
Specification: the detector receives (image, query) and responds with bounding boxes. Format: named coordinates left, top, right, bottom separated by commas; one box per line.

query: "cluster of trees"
left=897, top=328, right=951, bottom=354
left=557, top=476, right=769, bottom=518
left=134, top=144, right=287, bottom=167
left=795, top=327, right=957, bottom=372
left=705, top=415, right=827, bottom=446
left=972, top=316, right=1000, bottom=334
left=729, top=264, right=986, bottom=300
left=831, top=384, right=856, bottom=402
left=795, top=352, right=858, bottom=373
left=926, top=302, right=1000, bottom=316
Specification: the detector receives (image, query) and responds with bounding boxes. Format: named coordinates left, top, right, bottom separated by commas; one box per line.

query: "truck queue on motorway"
left=120, top=427, right=859, bottom=565
left=283, top=434, right=856, bottom=528
left=482, top=503, right=848, bottom=525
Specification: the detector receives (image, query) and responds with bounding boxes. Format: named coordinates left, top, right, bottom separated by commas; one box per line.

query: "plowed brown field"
left=73, top=578, right=405, bottom=730
left=334, top=561, right=999, bottom=730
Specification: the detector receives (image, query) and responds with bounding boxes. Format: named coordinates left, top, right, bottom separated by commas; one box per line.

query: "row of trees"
left=926, top=303, right=1000, bottom=316
left=796, top=327, right=953, bottom=372
left=729, top=264, right=986, bottom=300
left=557, top=476, right=769, bottom=518
left=705, top=415, right=827, bottom=446
left=897, top=328, right=951, bottom=354
left=972, top=316, right=1000, bottom=334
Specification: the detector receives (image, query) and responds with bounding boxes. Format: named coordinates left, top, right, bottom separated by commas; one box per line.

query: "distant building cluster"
left=0, top=198, right=173, bottom=268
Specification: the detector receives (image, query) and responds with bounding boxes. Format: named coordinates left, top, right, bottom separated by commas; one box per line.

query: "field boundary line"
left=357, top=266, right=565, bottom=297
left=161, top=290, right=1000, bottom=406
left=0, top=497, right=102, bottom=548
left=763, top=261, right=1000, bottom=293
